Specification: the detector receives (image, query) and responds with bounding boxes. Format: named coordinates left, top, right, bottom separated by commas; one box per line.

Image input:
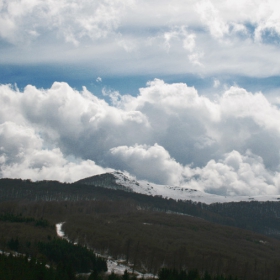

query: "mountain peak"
left=75, top=171, right=135, bottom=192
left=76, top=172, right=280, bottom=205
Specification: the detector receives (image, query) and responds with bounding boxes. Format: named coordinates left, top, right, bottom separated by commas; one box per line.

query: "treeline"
left=1, top=200, right=278, bottom=279
left=0, top=253, right=240, bottom=280
left=1, top=178, right=280, bottom=239
left=158, top=268, right=239, bottom=280
left=0, top=213, right=50, bottom=227
left=90, top=269, right=240, bottom=280
left=0, top=211, right=107, bottom=275
left=0, top=253, right=76, bottom=280
left=3, top=237, right=108, bottom=275
left=205, top=201, right=280, bottom=237
left=38, top=238, right=107, bottom=273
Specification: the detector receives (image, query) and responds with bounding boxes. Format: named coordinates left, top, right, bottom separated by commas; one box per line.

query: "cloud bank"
left=1, top=0, right=280, bottom=196
left=1, top=80, right=280, bottom=196
left=1, top=0, right=280, bottom=77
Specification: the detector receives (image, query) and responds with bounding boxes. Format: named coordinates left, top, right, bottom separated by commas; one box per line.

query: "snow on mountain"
left=55, top=222, right=157, bottom=278
left=77, top=171, right=280, bottom=205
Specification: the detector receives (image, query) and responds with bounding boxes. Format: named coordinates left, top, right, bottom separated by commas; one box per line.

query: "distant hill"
left=76, top=171, right=134, bottom=192
left=76, top=171, right=280, bottom=204
left=1, top=175, right=280, bottom=239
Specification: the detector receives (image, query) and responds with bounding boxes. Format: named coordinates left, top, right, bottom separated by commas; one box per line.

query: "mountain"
left=76, top=172, right=280, bottom=239
left=2, top=196, right=280, bottom=280
left=2, top=174, right=280, bottom=239
left=76, top=171, right=280, bottom=204
left=3, top=174, right=280, bottom=279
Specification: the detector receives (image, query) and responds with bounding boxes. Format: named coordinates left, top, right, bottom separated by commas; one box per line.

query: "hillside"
left=1, top=199, right=280, bottom=279
left=2, top=177, right=280, bottom=278
left=1, top=176, right=280, bottom=238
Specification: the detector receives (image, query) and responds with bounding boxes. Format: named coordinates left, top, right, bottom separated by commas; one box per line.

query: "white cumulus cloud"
left=185, top=150, right=279, bottom=196
left=110, top=144, right=184, bottom=185
left=1, top=80, right=280, bottom=196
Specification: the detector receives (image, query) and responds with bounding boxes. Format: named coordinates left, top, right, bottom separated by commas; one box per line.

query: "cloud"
left=161, top=26, right=204, bottom=66
left=0, top=121, right=110, bottom=182
left=1, top=148, right=110, bottom=183
left=0, top=0, right=135, bottom=45
left=108, top=144, right=280, bottom=196
left=253, top=1, right=280, bottom=43
left=109, top=144, right=184, bottom=185
left=0, top=82, right=151, bottom=172
left=0, top=121, right=42, bottom=165
left=2, top=0, right=280, bottom=77
left=185, top=150, right=279, bottom=196
left=163, top=26, right=196, bottom=52
left=195, top=0, right=229, bottom=39
left=1, top=0, right=280, bottom=197
left=1, top=80, right=280, bottom=196
left=213, top=79, right=220, bottom=88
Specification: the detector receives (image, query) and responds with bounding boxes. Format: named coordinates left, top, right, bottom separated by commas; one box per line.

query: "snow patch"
left=0, top=250, right=24, bottom=257
left=55, top=222, right=71, bottom=242
left=107, top=259, right=157, bottom=278
left=110, top=171, right=280, bottom=205
left=56, top=222, right=66, bottom=238
left=55, top=221, right=157, bottom=278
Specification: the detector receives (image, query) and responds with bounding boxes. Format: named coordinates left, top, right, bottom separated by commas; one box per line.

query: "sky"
left=1, top=0, right=280, bottom=196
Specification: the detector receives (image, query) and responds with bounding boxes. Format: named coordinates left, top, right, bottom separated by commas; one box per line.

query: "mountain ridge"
left=76, top=171, right=280, bottom=205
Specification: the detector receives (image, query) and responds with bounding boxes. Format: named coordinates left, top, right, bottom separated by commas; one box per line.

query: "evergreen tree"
left=108, top=272, right=121, bottom=280
left=122, top=270, right=130, bottom=280
left=203, top=271, right=211, bottom=280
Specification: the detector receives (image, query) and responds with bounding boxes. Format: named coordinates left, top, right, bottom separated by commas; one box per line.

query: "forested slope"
left=0, top=199, right=280, bottom=279
left=1, top=178, right=280, bottom=238
left=1, top=179, right=280, bottom=279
